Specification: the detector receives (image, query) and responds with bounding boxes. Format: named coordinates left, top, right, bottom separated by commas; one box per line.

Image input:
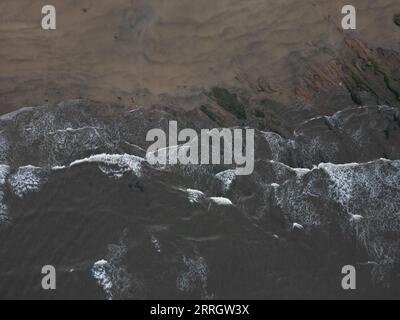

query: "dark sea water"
left=0, top=102, right=399, bottom=300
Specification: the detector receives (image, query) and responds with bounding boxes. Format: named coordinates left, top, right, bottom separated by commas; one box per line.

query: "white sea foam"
left=151, top=235, right=161, bottom=253
left=91, top=260, right=113, bottom=300
left=70, top=154, right=144, bottom=178
left=350, top=214, right=364, bottom=222
left=318, top=162, right=357, bottom=211
left=292, top=223, right=304, bottom=230
left=293, top=168, right=310, bottom=177
left=0, top=134, right=9, bottom=163
left=0, top=165, right=10, bottom=185
left=262, top=131, right=293, bottom=162
left=92, top=231, right=142, bottom=300
left=208, top=197, right=233, bottom=206
left=215, top=169, right=236, bottom=193
left=271, top=158, right=400, bottom=282
left=52, top=165, right=67, bottom=171
left=185, top=189, right=206, bottom=204
left=0, top=107, right=37, bottom=121
left=51, top=126, right=101, bottom=134
left=9, top=166, right=46, bottom=198
left=177, top=255, right=210, bottom=298
left=0, top=165, right=10, bottom=224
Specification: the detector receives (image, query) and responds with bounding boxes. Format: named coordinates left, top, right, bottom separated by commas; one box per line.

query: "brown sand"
left=0, top=0, right=399, bottom=113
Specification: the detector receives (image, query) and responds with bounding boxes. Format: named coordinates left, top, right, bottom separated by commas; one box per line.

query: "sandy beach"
left=0, top=0, right=399, bottom=113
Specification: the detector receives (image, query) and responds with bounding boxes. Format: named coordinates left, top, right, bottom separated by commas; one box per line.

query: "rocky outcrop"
left=395, top=14, right=400, bottom=27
